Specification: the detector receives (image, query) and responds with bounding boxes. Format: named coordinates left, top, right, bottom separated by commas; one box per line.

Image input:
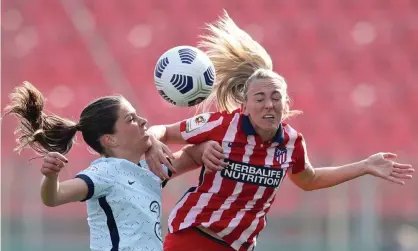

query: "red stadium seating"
left=2, top=0, right=417, bottom=218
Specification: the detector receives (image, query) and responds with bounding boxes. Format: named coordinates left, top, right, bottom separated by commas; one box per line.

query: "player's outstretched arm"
left=148, top=122, right=187, bottom=145
left=41, top=152, right=88, bottom=207
left=147, top=111, right=222, bottom=146
left=169, top=141, right=228, bottom=179
left=288, top=152, right=414, bottom=191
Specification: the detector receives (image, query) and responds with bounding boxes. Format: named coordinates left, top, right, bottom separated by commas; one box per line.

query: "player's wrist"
left=360, top=159, right=372, bottom=175
left=147, top=126, right=163, bottom=141
left=43, top=172, right=59, bottom=180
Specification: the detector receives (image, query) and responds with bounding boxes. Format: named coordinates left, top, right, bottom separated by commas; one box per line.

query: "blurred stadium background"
left=1, top=0, right=418, bottom=250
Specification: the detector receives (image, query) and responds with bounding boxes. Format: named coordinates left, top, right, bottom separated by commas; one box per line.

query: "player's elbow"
left=291, top=165, right=318, bottom=191
left=289, top=173, right=317, bottom=191
left=43, top=200, right=58, bottom=207
left=41, top=196, right=59, bottom=207
left=293, top=182, right=315, bottom=191
left=299, top=184, right=315, bottom=191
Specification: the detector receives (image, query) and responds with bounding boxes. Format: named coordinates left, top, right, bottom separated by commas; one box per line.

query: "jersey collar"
left=241, top=114, right=284, bottom=144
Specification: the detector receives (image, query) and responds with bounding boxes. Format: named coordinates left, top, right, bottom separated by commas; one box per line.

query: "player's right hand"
left=41, top=152, right=68, bottom=178
left=202, top=141, right=228, bottom=172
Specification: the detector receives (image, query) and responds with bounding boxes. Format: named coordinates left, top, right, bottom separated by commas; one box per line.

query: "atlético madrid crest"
left=275, top=148, right=287, bottom=164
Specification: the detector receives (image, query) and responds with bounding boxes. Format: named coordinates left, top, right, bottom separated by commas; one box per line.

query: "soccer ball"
left=154, top=45, right=215, bottom=107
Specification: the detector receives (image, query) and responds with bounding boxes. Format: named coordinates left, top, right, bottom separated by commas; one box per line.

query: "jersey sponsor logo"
left=275, top=147, right=287, bottom=164
left=149, top=201, right=162, bottom=242
left=221, top=159, right=284, bottom=188
left=185, top=113, right=211, bottom=132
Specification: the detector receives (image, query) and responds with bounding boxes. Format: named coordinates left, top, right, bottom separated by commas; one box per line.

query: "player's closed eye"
left=128, top=116, right=137, bottom=123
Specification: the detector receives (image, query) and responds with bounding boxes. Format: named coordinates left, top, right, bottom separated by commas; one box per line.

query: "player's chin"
left=261, top=123, right=280, bottom=133
left=137, top=135, right=152, bottom=151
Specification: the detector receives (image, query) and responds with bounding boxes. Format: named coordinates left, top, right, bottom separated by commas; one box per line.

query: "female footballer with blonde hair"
left=144, top=11, right=414, bottom=251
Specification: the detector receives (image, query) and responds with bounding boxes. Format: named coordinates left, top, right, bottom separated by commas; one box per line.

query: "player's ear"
left=100, top=134, right=118, bottom=148
left=241, top=101, right=249, bottom=115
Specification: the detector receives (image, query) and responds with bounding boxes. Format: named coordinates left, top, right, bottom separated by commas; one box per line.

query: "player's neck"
left=253, top=128, right=276, bottom=143
left=111, top=150, right=143, bottom=165
left=259, top=134, right=275, bottom=143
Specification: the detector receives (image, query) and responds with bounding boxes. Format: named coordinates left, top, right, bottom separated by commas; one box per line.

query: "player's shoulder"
left=84, top=157, right=126, bottom=174
left=90, top=157, right=123, bottom=167
left=192, top=108, right=240, bottom=121
left=282, top=122, right=304, bottom=139
left=182, top=109, right=241, bottom=134
left=218, top=108, right=241, bottom=118
left=194, top=109, right=241, bottom=124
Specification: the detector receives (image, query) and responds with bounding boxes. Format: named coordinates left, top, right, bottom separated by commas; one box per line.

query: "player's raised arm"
left=145, top=112, right=226, bottom=176
left=3, top=82, right=89, bottom=206
left=147, top=122, right=186, bottom=145
left=147, top=112, right=223, bottom=145
left=40, top=152, right=89, bottom=206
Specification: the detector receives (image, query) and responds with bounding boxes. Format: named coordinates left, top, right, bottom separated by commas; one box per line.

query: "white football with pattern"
left=154, top=45, right=215, bottom=107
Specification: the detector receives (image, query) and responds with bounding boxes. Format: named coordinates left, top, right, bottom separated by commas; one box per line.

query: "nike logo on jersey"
left=128, top=180, right=135, bottom=185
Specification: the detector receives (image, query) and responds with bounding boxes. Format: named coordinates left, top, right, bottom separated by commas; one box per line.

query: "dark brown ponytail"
left=4, top=81, right=78, bottom=155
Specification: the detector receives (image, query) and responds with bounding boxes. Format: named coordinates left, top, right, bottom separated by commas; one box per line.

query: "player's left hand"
left=145, top=135, right=176, bottom=180
left=365, top=152, right=414, bottom=185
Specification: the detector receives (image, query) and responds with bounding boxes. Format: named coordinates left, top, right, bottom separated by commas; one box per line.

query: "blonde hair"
left=198, top=11, right=301, bottom=120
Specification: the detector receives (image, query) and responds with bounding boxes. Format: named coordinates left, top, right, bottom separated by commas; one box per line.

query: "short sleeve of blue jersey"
left=75, top=159, right=117, bottom=201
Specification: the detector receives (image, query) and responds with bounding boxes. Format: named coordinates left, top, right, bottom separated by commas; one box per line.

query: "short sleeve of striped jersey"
left=179, top=112, right=225, bottom=144
left=291, top=133, right=311, bottom=174
left=75, top=160, right=117, bottom=201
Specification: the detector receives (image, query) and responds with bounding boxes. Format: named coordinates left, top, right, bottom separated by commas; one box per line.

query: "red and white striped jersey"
left=168, top=109, right=309, bottom=251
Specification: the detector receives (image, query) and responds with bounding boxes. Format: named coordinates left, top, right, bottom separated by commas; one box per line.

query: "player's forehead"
left=247, top=79, right=283, bottom=96
left=117, top=99, right=137, bottom=118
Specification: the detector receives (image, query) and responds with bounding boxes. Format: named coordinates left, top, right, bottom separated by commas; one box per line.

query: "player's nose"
left=138, top=116, right=148, bottom=127
left=264, top=98, right=273, bottom=109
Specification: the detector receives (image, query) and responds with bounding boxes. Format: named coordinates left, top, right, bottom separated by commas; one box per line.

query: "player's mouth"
left=263, top=114, right=275, bottom=120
